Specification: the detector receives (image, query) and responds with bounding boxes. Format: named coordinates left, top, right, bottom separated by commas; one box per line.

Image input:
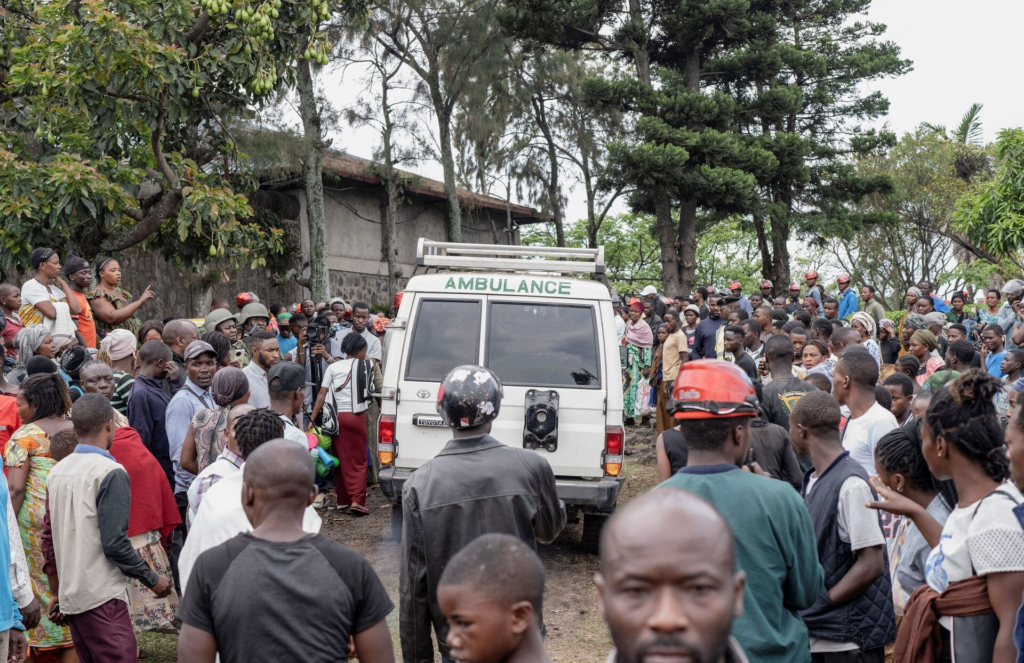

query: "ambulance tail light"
left=604, top=425, right=624, bottom=477
left=379, top=415, right=396, bottom=466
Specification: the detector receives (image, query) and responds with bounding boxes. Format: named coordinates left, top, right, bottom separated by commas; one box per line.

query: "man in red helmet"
left=235, top=291, right=258, bottom=310
left=729, top=281, right=753, bottom=315
left=760, top=279, right=774, bottom=300
left=659, top=360, right=823, bottom=663
left=805, top=271, right=823, bottom=316
left=786, top=283, right=804, bottom=314
left=836, top=274, right=859, bottom=320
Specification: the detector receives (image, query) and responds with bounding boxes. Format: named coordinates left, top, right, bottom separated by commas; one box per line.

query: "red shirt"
left=1, top=315, right=22, bottom=359
left=70, top=290, right=96, bottom=348
left=0, top=394, right=20, bottom=456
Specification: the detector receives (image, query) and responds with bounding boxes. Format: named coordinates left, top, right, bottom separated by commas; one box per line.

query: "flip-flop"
left=348, top=504, right=370, bottom=516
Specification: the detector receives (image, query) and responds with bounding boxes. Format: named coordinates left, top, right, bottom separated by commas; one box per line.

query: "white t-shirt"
left=925, top=482, right=1024, bottom=628
left=279, top=414, right=308, bottom=448
left=178, top=467, right=321, bottom=596
left=805, top=474, right=887, bottom=652
left=320, top=359, right=358, bottom=411
left=333, top=327, right=382, bottom=362
left=842, top=403, right=898, bottom=475
left=20, top=279, right=64, bottom=306
left=186, top=452, right=242, bottom=524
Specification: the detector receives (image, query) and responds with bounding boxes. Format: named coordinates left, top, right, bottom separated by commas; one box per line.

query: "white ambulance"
left=377, top=239, right=625, bottom=552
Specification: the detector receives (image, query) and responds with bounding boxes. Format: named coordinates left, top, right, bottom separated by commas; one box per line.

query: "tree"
left=0, top=0, right=350, bottom=275
left=824, top=129, right=1001, bottom=305
left=500, top=0, right=681, bottom=291
left=341, top=31, right=421, bottom=301
left=955, top=128, right=1024, bottom=269
left=735, top=1, right=909, bottom=286
left=923, top=103, right=985, bottom=145
left=503, top=0, right=780, bottom=296
left=368, top=0, right=507, bottom=242
left=521, top=214, right=662, bottom=294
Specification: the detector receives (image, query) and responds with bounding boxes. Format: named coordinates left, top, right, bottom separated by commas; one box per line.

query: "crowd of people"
left=616, top=272, right=1024, bottom=663
left=0, top=246, right=1023, bottom=663
left=0, top=248, right=406, bottom=661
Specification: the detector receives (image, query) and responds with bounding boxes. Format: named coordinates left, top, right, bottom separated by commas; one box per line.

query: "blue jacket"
left=837, top=289, right=859, bottom=320
left=931, top=295, right=951, bottom=313
left=0, top=474, right=23, bottom=633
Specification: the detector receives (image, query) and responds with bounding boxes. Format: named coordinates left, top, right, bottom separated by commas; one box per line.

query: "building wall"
left=317, top=183, right=521, bottom=305
left=116, top=180, right=525, bottom=319
left=118, top=217, right=305, bottom=321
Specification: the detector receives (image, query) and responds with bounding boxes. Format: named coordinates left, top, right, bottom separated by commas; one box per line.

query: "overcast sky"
left=312, top=0, right=1024, bottom=225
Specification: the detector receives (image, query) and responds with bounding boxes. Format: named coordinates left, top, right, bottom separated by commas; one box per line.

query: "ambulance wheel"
left=582, top=514, right=608, bottom=555
left=390, top=506, right=404, bottom=542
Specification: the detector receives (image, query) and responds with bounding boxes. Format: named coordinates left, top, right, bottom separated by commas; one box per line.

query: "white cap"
left=641, top=285, right=658, bottom=297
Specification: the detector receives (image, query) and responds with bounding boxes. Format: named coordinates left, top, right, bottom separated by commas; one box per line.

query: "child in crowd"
left=882, top=374, right=916, bottom=427
left=49, top=429, right=79, bottom=462
left=437, top=534, right=553, bottom=663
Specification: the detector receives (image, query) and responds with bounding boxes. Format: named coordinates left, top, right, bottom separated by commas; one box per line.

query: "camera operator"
left=295, top=314, right=342, bottom=428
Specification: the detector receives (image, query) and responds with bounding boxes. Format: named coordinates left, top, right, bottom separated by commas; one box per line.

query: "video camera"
left=306, top=320, right=330, bottom=346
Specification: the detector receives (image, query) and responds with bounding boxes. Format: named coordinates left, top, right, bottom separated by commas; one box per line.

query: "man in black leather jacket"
left=399, top=365, right=566, bottom=663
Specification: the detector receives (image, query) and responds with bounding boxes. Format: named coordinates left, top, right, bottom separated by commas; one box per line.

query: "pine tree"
left=503, top=0, right=776, bottom=295
left=715, top=0, right=910, bottom=285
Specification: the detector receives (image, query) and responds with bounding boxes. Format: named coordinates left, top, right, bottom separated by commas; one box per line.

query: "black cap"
left=719, top=296, right=740, bottom=306
left=268, top=362, right=306, bottom=391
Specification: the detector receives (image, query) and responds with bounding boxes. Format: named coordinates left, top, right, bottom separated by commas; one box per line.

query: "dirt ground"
left=137, top=425, right=660, bottom=662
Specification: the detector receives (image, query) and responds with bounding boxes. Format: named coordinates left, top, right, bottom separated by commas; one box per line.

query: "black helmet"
left=437, top=365, right=503, bottom=428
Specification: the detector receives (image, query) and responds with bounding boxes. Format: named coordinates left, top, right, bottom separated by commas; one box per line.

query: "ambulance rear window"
left=405, top=299, right=482, bottom=382
left=486, top=302, right=601, bottom=388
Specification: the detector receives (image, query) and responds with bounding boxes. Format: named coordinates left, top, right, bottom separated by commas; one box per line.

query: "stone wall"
left=118, top=248, right=304, bottom=321
left=329, top=270, right=408, bottom=310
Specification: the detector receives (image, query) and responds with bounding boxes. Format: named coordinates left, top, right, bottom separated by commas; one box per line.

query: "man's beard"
left=617, top=636, right=708, bottom=663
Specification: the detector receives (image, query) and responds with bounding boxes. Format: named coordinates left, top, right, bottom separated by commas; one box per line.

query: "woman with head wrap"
left=178, top=366, right=250, bottom=475
left=851, top=311, right=882, bottom=366
left=6, top=374, right=76, bottom=655
left=878, top=319, right=902, bottom=365
left=98, top=328, right=139, bottom=417
left=86, top=256, right=155, bottom=337
left=6, top=326, right=55, bottom=385
left=62, top=251, right=97, bottom=348
left=622, top=300, right=654, bottom=426
left=18, top=248, right=81, bottom=332
left=907, top=329, right=944, bottom=386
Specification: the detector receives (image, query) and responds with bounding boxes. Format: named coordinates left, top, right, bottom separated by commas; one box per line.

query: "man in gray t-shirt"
left=177, top=441, right=394, bottom=662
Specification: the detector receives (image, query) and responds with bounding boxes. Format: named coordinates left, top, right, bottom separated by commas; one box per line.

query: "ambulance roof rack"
left=415, top=239, right=605, bottom=275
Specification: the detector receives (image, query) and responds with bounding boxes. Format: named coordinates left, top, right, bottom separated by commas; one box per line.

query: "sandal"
left=348, top=504, right=370, bottom=517
left=313, top=493, right=326, bottom=509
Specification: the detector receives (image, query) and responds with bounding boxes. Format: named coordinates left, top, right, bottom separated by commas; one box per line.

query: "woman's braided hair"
left=20, top=373, right=72, bottom=422
left=925, top=369, right=1009, bottom=482
left=875, top=423, right=934, bottom=492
